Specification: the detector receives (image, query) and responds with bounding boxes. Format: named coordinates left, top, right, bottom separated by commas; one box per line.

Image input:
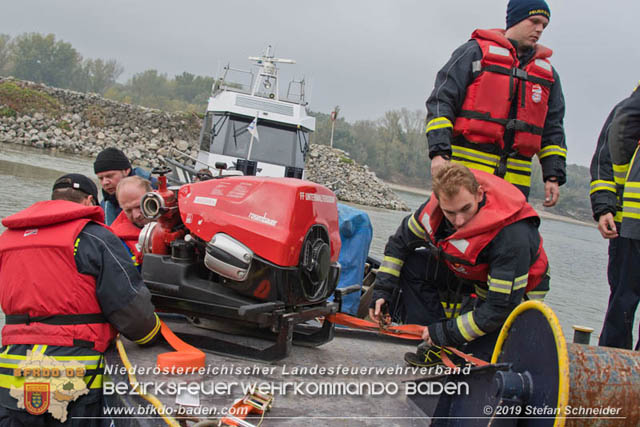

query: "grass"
left=0, top=82, right=62, bottom=117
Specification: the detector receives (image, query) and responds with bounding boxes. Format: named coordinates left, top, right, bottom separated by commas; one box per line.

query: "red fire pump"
left=137, top=167, right=344, bottom=360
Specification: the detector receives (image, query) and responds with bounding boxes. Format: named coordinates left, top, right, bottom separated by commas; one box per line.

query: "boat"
left=168, top=45, right=315, bottom=183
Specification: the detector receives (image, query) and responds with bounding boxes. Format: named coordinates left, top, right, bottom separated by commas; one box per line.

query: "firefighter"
left=589, top=84, right=640, bottom=350
left=370, top=164, right=550, bottom=364
left=0, top=173, right=161, bottom=425
left=426, top=0, right=567, bottom=205
left=111, top=176, right=153, bottom=268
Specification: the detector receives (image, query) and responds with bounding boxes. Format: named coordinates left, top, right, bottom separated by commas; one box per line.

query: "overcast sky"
left=2, top=1, right=638, bottom=166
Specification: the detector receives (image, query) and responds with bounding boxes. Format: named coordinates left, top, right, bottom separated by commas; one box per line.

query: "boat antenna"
left=249, top=45, right=295, bottom=101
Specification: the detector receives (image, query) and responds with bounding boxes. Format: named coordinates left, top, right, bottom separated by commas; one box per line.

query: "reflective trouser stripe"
left=590, top=180, right=616, bottom=194
left=408, top=215, right=426, bottom=240
left=538, top=145, right=567, bottom=159
left=456, top=312, right=486, bottom=342
left=426, top=117, right=453, bottom=133
left=379, top=257, right=404, bottom=278
left=526, top=290, right=548, bottom=300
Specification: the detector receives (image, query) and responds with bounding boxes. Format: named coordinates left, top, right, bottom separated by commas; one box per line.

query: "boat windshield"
left=200, top=113, right=308, bottom=167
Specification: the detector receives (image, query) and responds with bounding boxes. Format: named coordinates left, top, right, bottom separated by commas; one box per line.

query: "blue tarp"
left=330, top=203, right=373, bottom=315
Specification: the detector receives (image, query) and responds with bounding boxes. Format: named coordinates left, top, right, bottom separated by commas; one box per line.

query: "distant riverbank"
left=385, top=181, right=594, bottom=228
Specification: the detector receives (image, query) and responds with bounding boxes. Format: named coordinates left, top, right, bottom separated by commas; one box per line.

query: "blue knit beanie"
left=506, top=0, right=551, bottom=29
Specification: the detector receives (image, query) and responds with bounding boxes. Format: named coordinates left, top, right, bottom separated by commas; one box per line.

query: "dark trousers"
left=598, top=236, right=640, bottom=350
left=391, top=249, right=463, bottom=326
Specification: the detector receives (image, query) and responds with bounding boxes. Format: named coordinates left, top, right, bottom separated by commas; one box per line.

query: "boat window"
left=199, top=113, right=229, bottom=152
left=222, top=116, right=300, bottom=167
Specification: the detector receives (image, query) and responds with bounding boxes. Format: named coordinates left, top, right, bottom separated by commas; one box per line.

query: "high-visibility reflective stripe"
left=506, top=158, right=532, bottom=172
left=488, top=45, right=510, bottom=57
left=0, top=355, right=101, bottom=365
left=426, top=117, right=453, bottom=133
left=0, top=373, right=103, bottom=389
left=488, top=276, right=512, bottom=295
left=441, top=302, right=462, bottom=319
left=526, top=290, right=548, bottom=300
left=590, top=180, right=616, bottom=194
left=538, top=145, right=567, bottom=159
left=450, top=239, right=470, bottom=254
left=136, top=313, right=161, bottom=345
left=408, top=215, right=426, bottom=240
left=504, top=171, right=531, bottom=187
left=452, top=146, right=500, bottom=166
left=456, top=312, right=486, bottom=342
left=513, top=273, right=528, bottom=291
left=613, top=164, right=630, bottom=185
left=380, top=257, right=404, bottom=277
left=623, top=186, right=640, bottom=200
left=614, top=211, right=623, bottom=222
left=474, top=285, right=488, bottom=299
left=455, top=159, right=496, bottom=174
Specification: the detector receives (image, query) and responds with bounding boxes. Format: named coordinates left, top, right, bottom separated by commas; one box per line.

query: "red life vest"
left=110, top=211, right=143, bottom=266
left=453, top=29, right=555, bottom=158
left=417, top=170, right=548, bottom=292
left=0, top=200, right=117, bottom=352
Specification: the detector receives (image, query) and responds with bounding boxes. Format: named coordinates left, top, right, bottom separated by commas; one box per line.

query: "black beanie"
left=93, top=147, right=132, bottom=174
left=506, top=0, right=550, bottom=29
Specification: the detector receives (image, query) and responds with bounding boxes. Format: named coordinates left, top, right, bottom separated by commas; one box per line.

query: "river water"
left=0, top=144, right=636, bottom=346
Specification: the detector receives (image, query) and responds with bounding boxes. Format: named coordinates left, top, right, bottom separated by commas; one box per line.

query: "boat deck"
left=104, top=316, right=430, bottom=426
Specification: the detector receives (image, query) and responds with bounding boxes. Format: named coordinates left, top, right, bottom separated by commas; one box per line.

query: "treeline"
left=0, top=32, right=594, bottom=222
left=0, top=33, right=213, bottom=113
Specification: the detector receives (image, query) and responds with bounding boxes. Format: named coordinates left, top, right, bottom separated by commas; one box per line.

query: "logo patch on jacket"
left=24, top=383, right=50, bottom=415
left=23, top=229, right=38, bottom=237
left=531, top=84, right=542, bottom=103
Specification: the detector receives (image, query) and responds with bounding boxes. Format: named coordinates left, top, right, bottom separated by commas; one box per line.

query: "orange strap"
left=326, top=312, right=425, bottom=340
left=327, top=313, right=489, bottom=367
left=156, top=321, right=206, bottom=371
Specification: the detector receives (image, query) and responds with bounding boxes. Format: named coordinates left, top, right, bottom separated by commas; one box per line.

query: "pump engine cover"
left=177, top=176, right=341, bottom=267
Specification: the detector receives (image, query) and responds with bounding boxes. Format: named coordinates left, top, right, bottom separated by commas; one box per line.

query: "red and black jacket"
left=110, top=211, right=143, bottom=267
left=453, top=29, right=554, bottom=157
left=0, top=201, right=117, bottom=352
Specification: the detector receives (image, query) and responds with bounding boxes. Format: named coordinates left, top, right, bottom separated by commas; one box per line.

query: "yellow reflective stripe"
left=590, top=180, right=616, bottom=194
left=0, top=373, right=103, bottom=389
left=136, top=313, right=161, bottom=345
left=474, top=285, right=488, bottom=299
left=488, top=276, right=513, bottom=294
left=452, top=145, right=500, bottom=166
left=426, top=117, right=453, bottom=133
left=380, top=257, right=403, bottom=277
left=504, top=171, right=532, bottom=187
left=513, top=273, right=528, bottom=291
left=622, top=211, right=640, bottom=220
left=613, top=164, right=630, bottom=185
left=455, top=159, right=496, bottom=174
left=506, top=158, right=532, bottom=172
left=74, top=238, right=80, bottom=256
left=408, top=215, right=426, bottom=240
left=440, top=302, right=462, bottom=319
left=538, top=145, right=567, bottom=159
left=382, top=256, right=403, bottom=267
left=456, top=312, right=486, bottom=342
left=526, top=290, right=548, bottom=300
left=614, top=211, right=623, bottom=222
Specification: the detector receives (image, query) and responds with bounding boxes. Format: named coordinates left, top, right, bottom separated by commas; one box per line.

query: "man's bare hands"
left=597, top=212, right=618, bottom=239
left=543, top=180, right=560, bottom=207
left=430, top=155, right=449, bottom=178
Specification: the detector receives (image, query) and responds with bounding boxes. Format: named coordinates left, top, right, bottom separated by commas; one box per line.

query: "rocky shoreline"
left=0, top=77, right=409, bottom=211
